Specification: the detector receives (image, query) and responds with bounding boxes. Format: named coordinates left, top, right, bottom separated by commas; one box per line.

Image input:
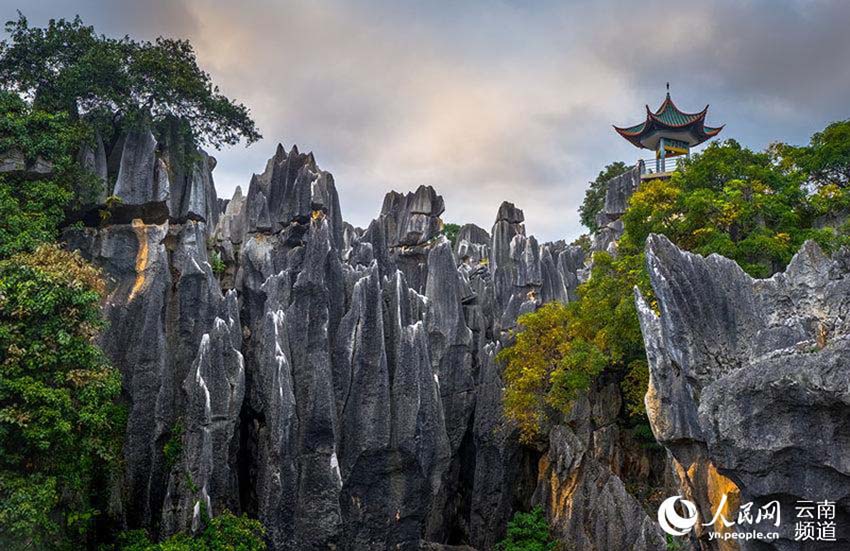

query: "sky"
left=3, top=0, right=850, bottom=242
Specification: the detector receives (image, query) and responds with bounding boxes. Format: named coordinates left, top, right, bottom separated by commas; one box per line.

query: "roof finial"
left=666, top=82, right=670, bottom=91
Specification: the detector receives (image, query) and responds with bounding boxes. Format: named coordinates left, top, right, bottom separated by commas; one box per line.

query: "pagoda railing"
left=639, top=156, right=685, bottom=176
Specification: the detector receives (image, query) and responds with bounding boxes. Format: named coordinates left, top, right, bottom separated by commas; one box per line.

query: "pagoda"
left=614, top=84, right=723, bottom=177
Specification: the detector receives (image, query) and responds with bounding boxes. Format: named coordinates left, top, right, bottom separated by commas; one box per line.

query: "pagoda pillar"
left=658, top=137, right=666, bottom=172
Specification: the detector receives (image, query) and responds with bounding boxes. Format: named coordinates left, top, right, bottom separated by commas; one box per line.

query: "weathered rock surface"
left=0, top=148, right=54, bottom=179
left=63, top=142, right=661, bottom=550
left=532, top=382, right=667, bottom=551
left=596, top=164, right=641, bottom=227
left=637, top=234, right=850, bottom=550
left=592, top=163, right=641, bottom=252
left=76, top=132, right=109, bottom=204
left=113, top=128, right=167, bottom=208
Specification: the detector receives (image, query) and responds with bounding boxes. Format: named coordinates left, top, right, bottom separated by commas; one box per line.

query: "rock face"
left=592, top=163, right=641, bottom=252
left=64, top=140, right=661, bottom=550
left=637, top=234, right=850, bottom=550
left=0, top=148, right=54, bottom=179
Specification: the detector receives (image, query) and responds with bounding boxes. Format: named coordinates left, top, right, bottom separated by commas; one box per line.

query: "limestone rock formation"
left=63, top=140, right=661, bottom=550
left=637, top=234, right=850, bottom=550
left=0, top=148, right=54, bottom=179
left=533, top=384, right=667, bottom=551
left=592, top=163, right=641, bottom=252
left=76, top=132, right=109, bottom=204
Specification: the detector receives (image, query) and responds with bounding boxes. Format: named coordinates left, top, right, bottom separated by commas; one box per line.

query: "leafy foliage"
left=209, top=251, right=227, bottom=276
left=619, top=140, right=847, bottom=277
left=500, top=252, right=650, bottom=442
left=163, top=421, right=183, bottom=468
left=778, top=119, right=850, bottom=188
left=0, top=245, right=124, bottom=549
left=0, top=91, right=96, bottom=256
left=0, top=14, right=261, bottom=149
left=441, top=222, right=461, bottom=246
left=496, top=507, right=556, bottom=551
left=579, top=161, right=629, bottom=232
left=114, top=511, right=266, bottom=551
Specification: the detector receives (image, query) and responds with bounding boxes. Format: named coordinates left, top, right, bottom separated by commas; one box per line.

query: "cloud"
left=3, top=0, right=849, bottom=241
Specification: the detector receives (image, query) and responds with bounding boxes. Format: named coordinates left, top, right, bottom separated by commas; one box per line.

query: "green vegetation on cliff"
left=500, top=250, right=649, bottom=442
left=114, top=512, right=266, bottom=551
left=0, top=13, right=261, bottom=149
left=0, top=245, right=124, bottom=548
left=441, top=222, right=461, bottom=246
left=503, top=124, right=850, bottom=441
left=0, top=13, right=261, bottom=549
left=0, top=91, right=94, bottom=256
left=496, top=507, right=556, bottom=551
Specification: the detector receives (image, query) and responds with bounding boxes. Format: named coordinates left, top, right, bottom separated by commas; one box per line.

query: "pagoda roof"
left=614, top=93, right=724, bottom=150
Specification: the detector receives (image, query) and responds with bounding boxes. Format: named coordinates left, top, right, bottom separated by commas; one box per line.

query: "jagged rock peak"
left=240, top=145, right=343, bottom=250
left=456, top=223, right=489, bottom=245
left=379, top=185, right=445, bottom=248
left=597, top=164, right=640, bottom=226
left=455, top=223, right=490, bottom=265
left=496, top=201, right=524, bottom=224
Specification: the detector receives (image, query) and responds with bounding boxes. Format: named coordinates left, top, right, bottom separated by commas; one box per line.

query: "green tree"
left=0, top=245, right=124, bottom=549
left=779, top=119, right=850, bottom=188
left=441, top=222, right=461, bottom=246
left=496, top=507, right=556, bottom=551
left=0, top=14, right=261, bottom=149
left=620, top=140, right=844, bottom=277
left=0, top=90, right=96, bottom=256
left=579, top=161, right=629, bottom=232
left=115, top=511, right=266, bottom=551
left=499, top=251, right=649, bottom=442
left=0, top=13, right=268, bottom=550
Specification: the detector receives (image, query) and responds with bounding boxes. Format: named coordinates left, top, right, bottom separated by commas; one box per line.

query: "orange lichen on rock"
left=643, top=376, right=663, bottom=434
left=129, top=218, right=150, bottom=301
left=672, top=456, right=741, bottom=551
left=539, top=453, right=580, bottom=525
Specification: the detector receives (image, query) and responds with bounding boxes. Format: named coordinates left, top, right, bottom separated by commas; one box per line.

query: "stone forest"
left=2, top=12, right=850, bottom=551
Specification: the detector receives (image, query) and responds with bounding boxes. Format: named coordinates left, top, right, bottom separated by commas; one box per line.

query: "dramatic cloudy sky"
left=3, top=0, right=850, bottom=241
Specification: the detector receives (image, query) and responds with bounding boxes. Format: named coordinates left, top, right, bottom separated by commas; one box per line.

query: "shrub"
left=114, top=511, right=266, bottom=551
left=441, top=222, right=461, bottom=246
left=0, top=244, right=124, bottom=548
left=496, top=507, right=556, bottom=551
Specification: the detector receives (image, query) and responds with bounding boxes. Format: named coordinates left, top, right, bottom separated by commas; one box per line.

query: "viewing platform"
left=638, top=157, right=684, bottom=180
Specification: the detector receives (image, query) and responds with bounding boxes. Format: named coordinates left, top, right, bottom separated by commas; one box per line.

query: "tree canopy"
left=0, top=90, right=93, bottom=256
left=0, top=14, right=261, bottom=149
left=441, top=222, right=461, bottom=246
left=779, top=119, right=850, bottom=188
left=500, top=251, right=649, bottom=443
left=619, top=139, right=845, bottom=276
